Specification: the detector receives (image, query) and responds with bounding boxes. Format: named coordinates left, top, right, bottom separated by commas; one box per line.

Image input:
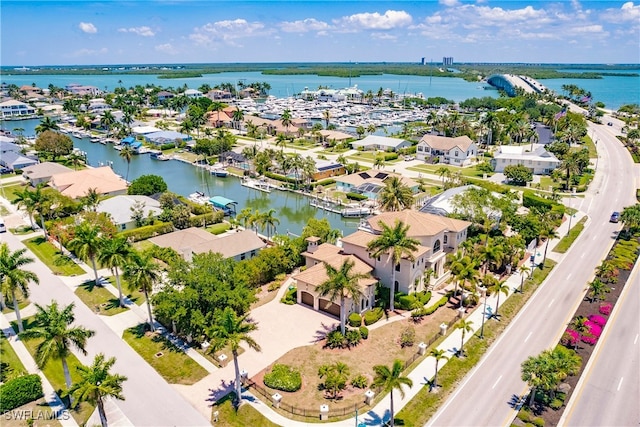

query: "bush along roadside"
left=516, top=231, right=640, bottom=427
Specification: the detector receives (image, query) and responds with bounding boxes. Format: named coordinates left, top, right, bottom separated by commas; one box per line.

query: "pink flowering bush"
left=561, top=329, right=579, bottom=347
left=599, top=303, right=612, bottom=316
left=585, top=321, right=603, bottom=338
left=588, top=314, right=607, bottom=326
left=581, top=335, right=597, bottom=345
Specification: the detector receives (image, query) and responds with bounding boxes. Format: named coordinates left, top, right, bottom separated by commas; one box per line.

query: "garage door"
left=318, top=298, right=340, bottom=317
left=300, top=291, right=314, bottom=307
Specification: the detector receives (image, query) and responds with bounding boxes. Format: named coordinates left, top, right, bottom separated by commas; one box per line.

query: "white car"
left=404, top=156, right=416, bottom=161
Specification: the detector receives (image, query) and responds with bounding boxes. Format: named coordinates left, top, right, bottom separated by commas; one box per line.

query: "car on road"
left=610, top=211, right=620, bottom=223
left=0, top=218, right=5, bottom=233
left=404, top=155, right=416, bottom=161
left=607, top=122, right=613, bottom=126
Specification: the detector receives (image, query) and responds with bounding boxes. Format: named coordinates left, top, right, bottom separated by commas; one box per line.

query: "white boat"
left=188, top=191, right=209, bottom=204
left=210, top=166, right=228, bottom=177
left=241, top=177, right=271, bottom=193
left=341, top=207, right=372, bottom=218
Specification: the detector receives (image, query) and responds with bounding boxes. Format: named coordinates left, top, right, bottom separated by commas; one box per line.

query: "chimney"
left=305, top=236, right=320, bottom=254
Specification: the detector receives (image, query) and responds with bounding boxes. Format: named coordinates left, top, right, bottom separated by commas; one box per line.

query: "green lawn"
left=0, top=183, right=27, bottom=203
left=0, top=335, right=27, bottom=378
left=12, top=317, right=94, bottom=426
left=123, top=324, right=208, bottom=385
left=407, top=163, right=490, bottom=178
left=8, top=224, right=37, bottom=235
left=207, top=222, right=231, bottom=235
left=212, top=393, right=280, bottom=427
left=396, top=260, right=557, bottom=426
left=1, top=289, right=30, bottom=314
left=553, top=216, right=587, bottom=253
left=23, top=237, right=86, bottom=276
left=74, top=280, right=139, bottom=316
left=347, top=152, right=403, bottom=164
left=132, top=240, right=155, bottom=252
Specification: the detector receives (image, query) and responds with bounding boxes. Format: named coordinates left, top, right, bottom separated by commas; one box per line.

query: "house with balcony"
left=334, top=171, right=419, bottom=201
left=351, top=135, right=412, bottom=152
left=0, top=100, right=36, bottom=119
left=416, top=135, right=477, bottom=166
left=490, top=144, right=561, bottom=174
left=293, top=210, right=470, bottom=318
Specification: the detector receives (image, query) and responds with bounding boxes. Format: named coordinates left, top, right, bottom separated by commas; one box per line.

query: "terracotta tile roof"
left=49, top=166, right=127, bottom=199
left=419, top=135, right=474, bottom=152
left=341, top=230, right=431, bottom=259
left=302, top=243, right=342, bottom=262
left=294, top=254, right=377, bottom=290
left=367, top=210, right=470, bottom=235
left=149, top=227, right=213, bottom=251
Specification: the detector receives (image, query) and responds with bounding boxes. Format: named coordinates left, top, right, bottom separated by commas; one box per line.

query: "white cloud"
left=155, top=43, right=178, bottom=54
left=602, top=1, right=640, bottom=22
left=279, top=18, right=330, bottom=33
left=69, top=47, right=107, bottom=57
left=78, top=22, right=97, bottom=34
left=118, top=26, right=156, bottom=37
left=189, top=19, right=270, bottom=46
left=334, top=10, right=412, bottom=30
left=439, top=0, right=460, bottom=6
left=371, top=32, right=397, bottom=40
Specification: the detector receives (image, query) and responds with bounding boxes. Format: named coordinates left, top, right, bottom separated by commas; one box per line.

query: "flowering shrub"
left=599, top=303, right=612, bottom=315
left=585, top=321, right=602, bottom=338
left=581, top=335, right=597, bottom=345
left=588, top=314, right=607, bottom=326
left=561, top=329, right=579, bottom=347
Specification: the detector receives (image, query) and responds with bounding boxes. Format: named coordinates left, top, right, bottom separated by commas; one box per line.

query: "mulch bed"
left=530, top=235, right=638, bottom=426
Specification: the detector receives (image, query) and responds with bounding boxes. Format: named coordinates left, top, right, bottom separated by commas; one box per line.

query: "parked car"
left=404, top=155, right=416, bottom=161
left=0, top=218, right=5, bottom=233
left=607, top=122, right=613, bottom=126
left=610, top=211, right=620, bottom=223
left=0, top=167, right=11, bottom=174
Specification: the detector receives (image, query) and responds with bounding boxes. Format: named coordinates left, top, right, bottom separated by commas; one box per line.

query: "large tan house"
left=294, top=210, right=471, bottom=318
left=49, top=166, right=128, bottom=199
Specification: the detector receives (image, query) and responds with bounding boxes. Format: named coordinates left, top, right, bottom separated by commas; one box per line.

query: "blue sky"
left=2, top=0, right=639, bottom=66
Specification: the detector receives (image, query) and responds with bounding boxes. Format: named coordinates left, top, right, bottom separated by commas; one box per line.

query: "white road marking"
left=581, top=252, right=586, bottom=259
left=567, top=273, right=572, bottom=280
left=617, top=377, right=624, bottom=391
left=634, top=334, right=638, bottom=345
left=524, top=332, right=532, bottom=343
left=492, top=375, right=502, bottom=390
left=549, top=299, right=555, bottom=307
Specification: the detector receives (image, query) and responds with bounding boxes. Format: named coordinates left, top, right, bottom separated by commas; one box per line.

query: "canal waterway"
left=7, top=119, right=360, bottom=237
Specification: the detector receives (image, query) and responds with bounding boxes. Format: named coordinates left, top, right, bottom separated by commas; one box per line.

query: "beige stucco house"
left=416, top=135, right=478, bottom=166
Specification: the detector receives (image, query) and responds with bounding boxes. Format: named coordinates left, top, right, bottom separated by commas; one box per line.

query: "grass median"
left=212, top=393, right=280, bottom=427
left=23, top=237, right=86, bottom=276
left=123, top=324, right=208, bottom=385
left=553, top=217, right=587, bottom=253
left=396, top=260, right=557, bottom=426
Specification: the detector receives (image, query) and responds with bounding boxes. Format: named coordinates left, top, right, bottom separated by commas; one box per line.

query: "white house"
left=351, top=135, right=412, bottom=152
left=96, top=195, right=162, bottom=231
left=0, top=100, right=36, bottom=119
left=183, top=89, right=203, bottom=99
left=491, top=144, right=561, bottom=174
left=416, top=135, right=478, bottom=166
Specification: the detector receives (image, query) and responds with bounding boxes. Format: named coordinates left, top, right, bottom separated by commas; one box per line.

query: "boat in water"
left=150, top=152, right=171, bottom=161
left=188, top=191, right=209, bottom=204
left=241, top=177, right=272, bottom=193
left=210, top=167, right=228, bottom=177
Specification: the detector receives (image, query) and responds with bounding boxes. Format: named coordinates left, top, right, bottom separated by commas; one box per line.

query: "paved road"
left=560, top=259, right=640, bottom=427
left=0, top=231, right=210, bottom=427
left=426, top=120, right=639, bottom=426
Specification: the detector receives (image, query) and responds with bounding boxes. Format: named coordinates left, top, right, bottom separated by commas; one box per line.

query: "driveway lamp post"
left=566, top=212, right=575, bottom=237
left=479, top=287, right=487, bottom=339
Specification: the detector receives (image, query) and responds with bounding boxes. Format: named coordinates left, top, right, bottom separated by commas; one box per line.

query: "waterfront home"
left=131, top=125, right=161, bottom=136
left=22, top=162, right=73, bottom=186
left=206, top=89, right=233, bottom=100
left=416, top=135, right=478, bottom=166
left=0, top=99, right=36, bottom=119
left=317, top=130, right=353, bottom=146
left=65, top=84, right=102, bottom=96
left=144, top=130, right=192, bottom=146
left=149, top=227, right=266, bottom=262
left=419, top=185, right=502, bottom=222
left=295, top=239, right=377, bottom=317
left=335, top=171, right=419, bottom=200
left=312, top=160, right=346, bottom=181
left=184, top=89, right=203, bottom=99
left=351, top=135, right=412, bottom=152
left=156, top=91, right=175, bottom=102
left=0, top=151, right=38, bottom=171
left=96, top=195, right=162, bottom=231
left=49, top=166, right=128, bottom=199
left=0, top=141, right=21, bottom=154
left=490, top=144, right=561, bottom=174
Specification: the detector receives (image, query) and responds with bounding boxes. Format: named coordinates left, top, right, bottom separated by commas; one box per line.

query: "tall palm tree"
left=68, top=222, right=102, bottom=284
left=207, top=307, right=261, bottom=407
left=0, top=244, right=39, bottom=332
left=436, top=166, right=450, bottom=185
left=67, top=353, right=127, bottom=427
left=13, top=185, right=50, bottom=235
left=280, top=109, right=292, bottom=134
left=322, top=109, right=331, bottom=129
left=539, top=225, right=559, bottom=268
left=119, top=145, right=134, bottom=182
left=372, top=359, right=413, bottom=427
left=81, top=188, right=101, bottom=212
left=316, top=259, right=368, bottom=335
left=35, top=116, right=59, bottom=134
left=456, top=319, right=474, bottom=357
left=429, top=348, right=448, bottom=391
left=19, top=302, right=95, bottom=394
left=489, top=278, right=509, bottom=318
left=448, top=251, right=479, bottom=306
left=367, top=220, right=419, bottom=311
left=518, top=264, right=531, bottom=293
left=100, top=110, right=116, bottom=138
left=123, top=252, right=161, bottom=331
left=97, top=236, right=133, bottom=307
left=379, top=176, right=414, bottom=212
left=260, top=209, right=280, bottom=239
left=521, top=354, right=549, bottom=407
left=587, top=278, right=609, bottom=303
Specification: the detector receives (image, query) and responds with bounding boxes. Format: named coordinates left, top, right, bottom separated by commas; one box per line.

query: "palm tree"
left=68, top=222, right=102, bottom=284
left=539, top=225, right=559, bottom=268
left=436, top=166, right=450, bottom=185
left=570, top=316, right=590, bottom=349
left=97, top=236, right=133, bottom=307
left=13, top=185, right=50, bottom=235
left=379, top=176, right=414, bottom=212
left=367, top=220, right=420, bottom=311
left=81, top=188, right=101, bottom=212
left=280, top=109, right=292, bottom=135
left=67, top=353, right=127, bottom=427
left=207, top=307, right=261, bottom=407
left=518, top=264, right=531, bottom=293
left=123, top=251, right=161, bottom=331
left=372, top=359, right=413, bottom=427
left=489, top=278, right=509, bottom=318
left=19, top=302, right=95, bottom=394
left=119, top=144, right=134, bottom=182
left=260, top=209, right=280, bottom=239
left=587, top=278, right=609, bottom=303
left=456, top=319, right=474, bottom=357
left=620, top=203, right=640, bottom=234
left=430, top=348, right=448, bottom=391
left=0, top=244, right=39, bottom=332
left=521, top=354, right=549, bottom=407
left=322, top=109, right=331, bottom=129
left=35, top=116, right=59, bottom=134
left=100, top=110, right=116, bottom=138
left=448, top=251, right=478, bottom=306
left=316, top=259, right=368, bottom=335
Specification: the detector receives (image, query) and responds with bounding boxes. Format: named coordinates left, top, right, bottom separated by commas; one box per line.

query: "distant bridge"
left=486, top=74, right=548, bottom=97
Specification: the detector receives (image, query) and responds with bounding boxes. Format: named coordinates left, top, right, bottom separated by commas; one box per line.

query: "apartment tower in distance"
left=443, top=57, right=454, bottom=66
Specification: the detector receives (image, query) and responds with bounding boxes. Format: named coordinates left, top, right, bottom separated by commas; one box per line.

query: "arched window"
left=433, top=239, right=441, bottom=253
left=443, top=234, right=448, bottom=244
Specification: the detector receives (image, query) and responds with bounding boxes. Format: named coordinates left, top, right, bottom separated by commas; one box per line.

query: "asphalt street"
left=0, top=231, right=211, bottom=427
left=426, top=118, right=639, bottom=426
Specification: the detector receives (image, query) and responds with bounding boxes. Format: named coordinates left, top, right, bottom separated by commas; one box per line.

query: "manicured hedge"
left=359, top=326, right=369, bottom=340
left=188, top=211, right=224, bottom=228
left=160, top=143, right=176, bottom=150
left=396, top=291, right=432, bottom=311
left=264, top=171, right=298, bottom=184
left=313, top=178, right=336, bottom=188
left=348, top=312, right=362, bottom=327
left=263, top=364, right=302, bottom=392
left=522, top=191, right=557, bottom=212
left=364, top=307, right=384, bottom=326
left=346, top=192, right=368, bottom=201
left=0, top=374, right=43, bottom=412
left=118, top=222, right=174, bottom=242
